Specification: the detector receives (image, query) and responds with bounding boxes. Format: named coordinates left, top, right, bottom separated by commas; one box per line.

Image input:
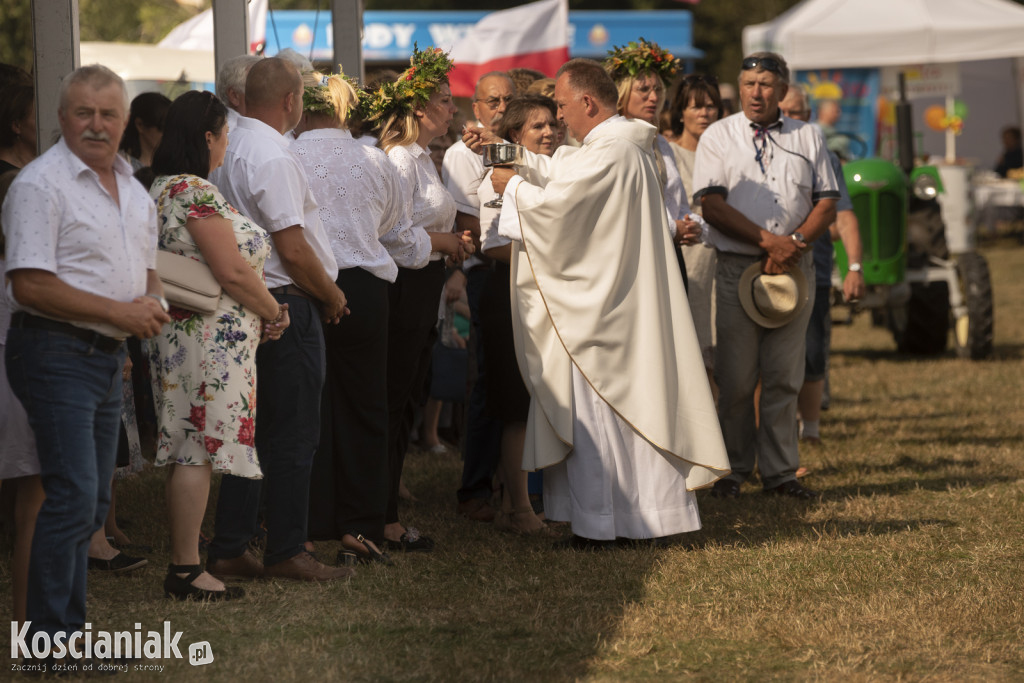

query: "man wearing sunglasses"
left=441, top=71, right=516, bottom=524
left=692, top=52, right=839, bottom=500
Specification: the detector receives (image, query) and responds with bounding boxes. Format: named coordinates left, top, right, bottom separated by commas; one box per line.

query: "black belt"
left=10, top=312, right=124, bottom=354
left=269, top=285, right=315, bottom=302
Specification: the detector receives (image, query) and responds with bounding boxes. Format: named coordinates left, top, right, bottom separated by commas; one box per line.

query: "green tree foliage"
left=0, top=0, right=32, bottom=71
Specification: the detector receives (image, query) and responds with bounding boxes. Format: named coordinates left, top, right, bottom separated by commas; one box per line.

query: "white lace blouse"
left=291, top=128, right=402, bottom=282
left=381, top=142, right=456, bottom=267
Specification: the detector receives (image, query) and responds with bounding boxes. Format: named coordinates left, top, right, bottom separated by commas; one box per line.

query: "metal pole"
left=331, top=0, right=364, bottom=81
left=214, top=0, right=250, bottom=80
left=31, top=0, right=79, bottom=153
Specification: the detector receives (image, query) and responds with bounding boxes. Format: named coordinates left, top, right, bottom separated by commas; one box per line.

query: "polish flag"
left=448, top=0, right=570, bottom=98
left=159, top=0, right=268, bottom=55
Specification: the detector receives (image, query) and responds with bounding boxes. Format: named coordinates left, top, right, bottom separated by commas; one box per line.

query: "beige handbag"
left=156, top=250, right=222, bottom=314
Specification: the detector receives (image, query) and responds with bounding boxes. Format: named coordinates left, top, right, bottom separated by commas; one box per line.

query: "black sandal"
left=338, top=534, right=394, bottom=567
left=164, top=564, right=245, bottom=601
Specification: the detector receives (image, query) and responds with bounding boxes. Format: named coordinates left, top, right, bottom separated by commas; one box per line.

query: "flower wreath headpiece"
left=302, top=68, right=361, bottom=116
left=605, top=38, right=680, bottom=85
left=363, top=44, right=454, bottom=121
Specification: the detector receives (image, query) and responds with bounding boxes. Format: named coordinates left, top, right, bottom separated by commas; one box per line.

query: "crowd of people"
left=0, top=40, right=865, bottom=665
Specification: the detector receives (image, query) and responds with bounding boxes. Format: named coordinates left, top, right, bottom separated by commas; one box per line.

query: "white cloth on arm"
left=478, top=169, right=510, bottom=252
left=291, top=128, right=402, bottom=283
left=381, top=142, right=456, bottom=266
left=209, top=115, right=337, bottom=288
left=2, top=138, right=157, bottom=339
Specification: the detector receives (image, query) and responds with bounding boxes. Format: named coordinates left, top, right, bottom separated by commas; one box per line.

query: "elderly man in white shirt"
left=205, top=57, right=351, bottom=583
left=2, top=65, right=169, bottom=654
left=692, top=52, right=839, bottom=500
left=441, top=71, right=515, bottom=523
left=215, top=54, right=261, bottom=131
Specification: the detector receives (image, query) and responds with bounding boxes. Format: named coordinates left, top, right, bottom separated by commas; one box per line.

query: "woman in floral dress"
left=148, top=91, right=288, bottom=601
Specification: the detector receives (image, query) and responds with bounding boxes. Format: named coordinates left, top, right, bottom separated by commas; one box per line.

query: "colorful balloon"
left=924, top=105, right=946, bottom=132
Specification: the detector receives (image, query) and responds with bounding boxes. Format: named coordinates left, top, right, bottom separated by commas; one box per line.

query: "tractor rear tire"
left=953, top=252, right=994, bottom=360
left=892, top=281, right=950, bottom=355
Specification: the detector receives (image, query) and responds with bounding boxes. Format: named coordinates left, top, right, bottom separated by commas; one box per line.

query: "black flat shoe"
left=764, top=479, right=820, bottom=500
left=382, top=527, right=434, bottom=553
left=552, top=534, right=619, bottom=551
left=164, top=564, right=245, bottom=601
left=338, top=534, right=394, bottom=566
left=711, top=478, right=741, bottom=499
left=88, top=552, right=148, bottom=574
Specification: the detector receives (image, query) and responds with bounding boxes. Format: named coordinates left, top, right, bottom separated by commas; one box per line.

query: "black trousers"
left=385, top=261, right=446, bottom=524
left=308, top=268, right=390, bottom=543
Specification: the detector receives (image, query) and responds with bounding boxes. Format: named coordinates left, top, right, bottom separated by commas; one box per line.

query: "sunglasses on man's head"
left=742, top=57, right=783, bottom=75
left=683, top=73, right=718, bottom=87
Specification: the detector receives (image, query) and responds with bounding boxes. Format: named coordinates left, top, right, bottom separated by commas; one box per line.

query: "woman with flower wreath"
left=292, top=72, right=405, bottom=565
left=148, top=90, right=289, bottom=600
left=605, top=39, right=704, bottom=289
left=371, top=46, right=474, bottom=552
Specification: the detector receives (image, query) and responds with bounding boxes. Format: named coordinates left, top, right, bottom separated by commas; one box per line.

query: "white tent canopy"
left=743, top=0, right=1024, bottom=70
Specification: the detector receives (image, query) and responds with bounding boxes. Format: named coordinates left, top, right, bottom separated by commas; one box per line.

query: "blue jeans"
left=5, top=327, right=124, bottom=639
left=208, top=294, right=325, bottom=567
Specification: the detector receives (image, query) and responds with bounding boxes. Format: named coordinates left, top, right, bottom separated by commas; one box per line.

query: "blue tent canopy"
left=263, top=9, right=701, bottom=63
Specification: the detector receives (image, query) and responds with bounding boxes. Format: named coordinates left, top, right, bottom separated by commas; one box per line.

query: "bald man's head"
left=244, top=58, right=304, bottom=133
left=245, top=58, right=302, bottom=111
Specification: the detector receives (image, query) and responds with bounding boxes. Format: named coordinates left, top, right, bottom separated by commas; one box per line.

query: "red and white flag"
left=159, top=0, right=268, bottom=54
left=448, top=0, right=570, bottom=98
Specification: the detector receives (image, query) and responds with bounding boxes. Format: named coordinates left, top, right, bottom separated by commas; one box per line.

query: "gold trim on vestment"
left=513, top=181, right=729, bottom=490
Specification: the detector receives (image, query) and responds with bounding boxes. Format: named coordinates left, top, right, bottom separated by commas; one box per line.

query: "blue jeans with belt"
left=5, top=327, right=125, bottom=639
left=208, top=294, right=325, bottom=567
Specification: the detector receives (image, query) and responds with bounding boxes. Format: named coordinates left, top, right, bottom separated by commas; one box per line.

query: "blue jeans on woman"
left=5, top=327, right=125, bottom=640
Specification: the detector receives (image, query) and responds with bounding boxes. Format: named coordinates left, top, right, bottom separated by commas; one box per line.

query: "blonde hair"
left=304, top=73, right=361, bottom=129
left=377, top=110, right=419, bottom=154
left=613, top=70, right=665, bottom=120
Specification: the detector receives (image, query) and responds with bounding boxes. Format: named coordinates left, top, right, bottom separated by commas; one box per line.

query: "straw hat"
left=738, top=263, right=809, bottom=328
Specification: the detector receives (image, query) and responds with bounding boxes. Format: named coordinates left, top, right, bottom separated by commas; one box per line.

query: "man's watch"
left=790, top=232, right=807, bottom=247
left=145, top=293, right=170, bottom=313
left=848, top=262, right=863, bottom=273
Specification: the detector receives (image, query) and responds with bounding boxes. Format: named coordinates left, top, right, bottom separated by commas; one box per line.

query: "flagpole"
left=332, top=0, right=364, bottom=82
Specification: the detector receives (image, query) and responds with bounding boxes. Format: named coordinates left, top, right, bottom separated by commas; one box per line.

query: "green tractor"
left=833, top=75, right=994, bottom=360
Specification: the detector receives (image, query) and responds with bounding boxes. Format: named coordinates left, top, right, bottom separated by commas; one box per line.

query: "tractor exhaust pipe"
left=896, top=72, right=915, bottom=175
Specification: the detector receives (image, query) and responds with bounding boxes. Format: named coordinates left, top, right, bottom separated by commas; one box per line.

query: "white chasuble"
left=498, top=118, right=729, bottom=537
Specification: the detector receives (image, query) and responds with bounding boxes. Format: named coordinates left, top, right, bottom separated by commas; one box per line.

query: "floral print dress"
left=147, top=174, right=270, bottom=479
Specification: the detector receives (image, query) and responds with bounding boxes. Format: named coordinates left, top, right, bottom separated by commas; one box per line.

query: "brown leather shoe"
left=264, top=551, right=355, bottom=581
left=207, top=549, right=264, bottom=580
left=457, top=498, right=496, bottom=522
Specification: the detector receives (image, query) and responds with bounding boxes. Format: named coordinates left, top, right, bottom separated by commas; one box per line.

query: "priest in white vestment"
left=477, top=59, right=730, bottom=546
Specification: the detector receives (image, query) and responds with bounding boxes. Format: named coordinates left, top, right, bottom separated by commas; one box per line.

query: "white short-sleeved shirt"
left=291, top=128, right=401, bottom=283
left=441, top=138, right=485, bottom=218
left=2, top=138, right=158, bottom=339
left=210, top=115, right=337, bottom=288
left=691, top=112, right=839, bottom=256
left=381, top=142, right=455, bottom=267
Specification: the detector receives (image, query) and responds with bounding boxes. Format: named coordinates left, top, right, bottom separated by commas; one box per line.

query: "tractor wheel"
left=892, top=281, right=950, bottom=355
left=906, top=200, right=949, bottom=268
left=953, top=252, right=994, bottom=360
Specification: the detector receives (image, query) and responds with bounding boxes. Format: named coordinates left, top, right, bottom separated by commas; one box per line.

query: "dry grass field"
left=2, top=243, right=1022, bottom=682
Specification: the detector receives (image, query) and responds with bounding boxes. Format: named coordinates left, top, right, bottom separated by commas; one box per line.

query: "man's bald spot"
left=474, top=72, right=514, bottom=99
left=245, top=57, right=302, bottom=111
